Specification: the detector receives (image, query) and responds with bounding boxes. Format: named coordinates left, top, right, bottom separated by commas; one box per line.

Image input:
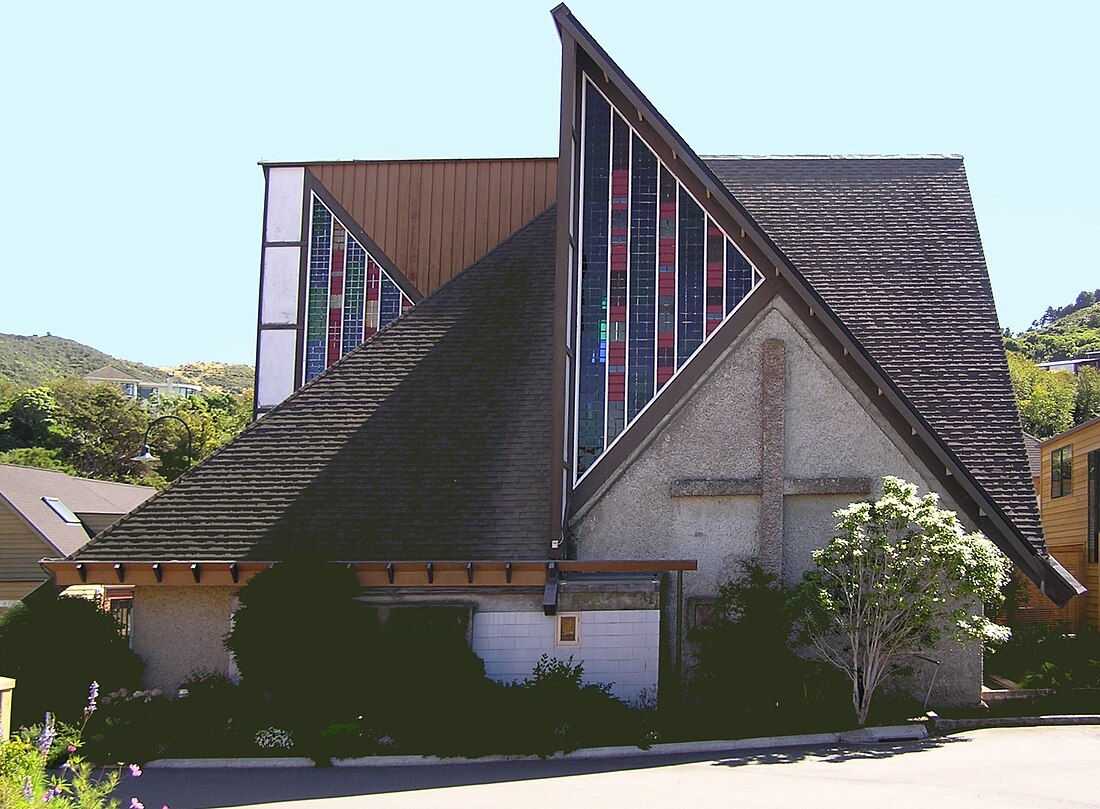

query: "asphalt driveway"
left=119, top=725, right=1100, bottom=809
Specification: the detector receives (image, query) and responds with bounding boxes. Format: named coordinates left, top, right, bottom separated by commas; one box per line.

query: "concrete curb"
left=146, top=724, right=927, bottom=769
left=930, top=715, right=1100, bottom=734
left=146, top=757, right=313, bottom=769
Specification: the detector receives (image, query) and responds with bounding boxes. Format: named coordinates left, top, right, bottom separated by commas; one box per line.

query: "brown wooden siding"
left=0, top=502, right=54, bottom=583
left=307, top=159, right=558, bottom=297
left=1023, top=420, right=1100, bottom=628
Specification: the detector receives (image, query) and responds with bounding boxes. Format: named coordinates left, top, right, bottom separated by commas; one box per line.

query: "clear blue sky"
left=1, top=1, right=1096, bottom=366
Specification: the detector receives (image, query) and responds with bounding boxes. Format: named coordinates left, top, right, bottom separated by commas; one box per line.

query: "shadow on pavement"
left=712, top=735, right=968, bottom=768
left=119, top=737, right=960, bottom=809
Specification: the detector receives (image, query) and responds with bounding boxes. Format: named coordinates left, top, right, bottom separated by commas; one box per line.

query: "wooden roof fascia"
left=304, top=169, right=425, bottom=303
left=42, top=558, right=697, bottom=588
left=551, top=4, right=1081, bottom=607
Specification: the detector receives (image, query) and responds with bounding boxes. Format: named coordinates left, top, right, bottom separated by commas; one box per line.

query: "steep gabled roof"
left=72, top=208, right=557, bottom=563
left=705, top=156, right=1042, bottom=544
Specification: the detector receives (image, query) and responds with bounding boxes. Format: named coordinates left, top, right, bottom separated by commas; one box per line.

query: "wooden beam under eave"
left=42, top=561, right=269, bottom=588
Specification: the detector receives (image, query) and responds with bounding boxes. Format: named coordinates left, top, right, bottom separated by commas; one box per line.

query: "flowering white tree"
left=801, top=476, right=1011, bottom=726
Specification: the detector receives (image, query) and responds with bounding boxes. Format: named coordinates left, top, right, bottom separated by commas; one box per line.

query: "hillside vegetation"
left=0, top=333, right=164, bottom=388
left=1004, top=292, right=1100, bottom=362
left=0, top=334, right=254, bottom=488
left=160, top=362, right=254, bottom=395
left=0, top=333, right=253, bottom=395
left=1005, top=291, right=1100, bottom=438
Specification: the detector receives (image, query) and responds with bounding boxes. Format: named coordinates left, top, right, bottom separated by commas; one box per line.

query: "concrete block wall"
left=472, top=609, right=659, bottom=703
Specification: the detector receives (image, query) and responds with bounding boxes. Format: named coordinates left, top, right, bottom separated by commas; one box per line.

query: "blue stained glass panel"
left=676, top=188, right=705, bottom=367
left=305, top=198, right=332, bottom=382
left=725, top=240, right=754, bottom=313
left=380, top=273, right=402, bottom=327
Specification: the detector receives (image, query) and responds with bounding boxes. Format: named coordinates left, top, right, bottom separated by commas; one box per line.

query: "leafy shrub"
left=511, top=654, right=641, bottom=755
left=81, top=688, right=172, bottom=764
left=687, top=561, right=849, bottom=736
left=987, top=622, right=1100, bottom=688
left=224, top=558, right=371, bottom=732
left=0, top=596, right=143, bottom=727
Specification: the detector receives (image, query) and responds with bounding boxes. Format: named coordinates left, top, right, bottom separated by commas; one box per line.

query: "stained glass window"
left=574, top=77, right=764, bottom=478
left=304, top=195, right=414, bottom=382
left=576, top=84, right=611, bottom=473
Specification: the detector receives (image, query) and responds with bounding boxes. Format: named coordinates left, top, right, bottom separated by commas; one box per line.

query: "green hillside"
left=1004, top=294, right=1100, bottom=362
left=0, top=333, right=254, bottom=394
left=0, top=333, right=165, bottom=388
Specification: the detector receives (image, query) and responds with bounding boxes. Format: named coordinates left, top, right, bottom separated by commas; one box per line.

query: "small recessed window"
left=557, top=613, right=579, bottom=645
left=42, top=497, right=80, bottom=524
left=691, top=600, right=716, bottom=628
left=1052, top=447, right=1072, bottom=498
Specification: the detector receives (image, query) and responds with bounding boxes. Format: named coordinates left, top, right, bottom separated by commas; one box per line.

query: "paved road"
left=122, top=726, right=1100, bottom=809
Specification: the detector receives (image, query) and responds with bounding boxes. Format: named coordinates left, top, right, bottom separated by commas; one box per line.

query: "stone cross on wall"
left=670, top=339, right=871, bottom=577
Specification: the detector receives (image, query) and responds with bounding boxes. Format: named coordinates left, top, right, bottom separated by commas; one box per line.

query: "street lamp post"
left=130, top=415, right=194, bottom=469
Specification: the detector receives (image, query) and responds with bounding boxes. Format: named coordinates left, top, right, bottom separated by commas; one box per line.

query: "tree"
left=1075, top=366, right=1100, bottom=425
left=0, top=387, right=66, bottom=451
left=800, top=477, right=1011, bottom=726
left=1007, top=352, right=1077, bottom=437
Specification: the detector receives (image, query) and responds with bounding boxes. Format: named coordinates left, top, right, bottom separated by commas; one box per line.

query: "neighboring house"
left=1035, top=352, right=1100, bottom=375
left=84, top=366, right=201, bottom=401
left=0, top=464, right=153, bottom=617
left=1016, top=417, right=1100, bottom=628
left=45, top=6, right=1080, bottom=707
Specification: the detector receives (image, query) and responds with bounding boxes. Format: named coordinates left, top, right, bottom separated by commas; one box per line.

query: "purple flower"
left=85, top=682, right=99, bottom=717
left=130, top=799, right=144, bottom=809
left=129, top=764, right=142, bottom=778
left=22, top=777, right=33, bottom=799
left=37, top=713, right=56, bottom=756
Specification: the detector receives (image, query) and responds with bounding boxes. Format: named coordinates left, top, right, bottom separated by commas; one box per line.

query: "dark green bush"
left=82, top=688, right=173, bottom=763
left=685, top=561, right=849, bottom=737
left=0, top=595, right=143, bottom=727
left=985, top=622, right=1100, bottom=688
left=224, top=558, right=371, bottom=732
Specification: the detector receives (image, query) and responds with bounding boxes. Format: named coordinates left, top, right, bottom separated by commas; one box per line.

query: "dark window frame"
left=1052, top=446, right=1073, bottom=498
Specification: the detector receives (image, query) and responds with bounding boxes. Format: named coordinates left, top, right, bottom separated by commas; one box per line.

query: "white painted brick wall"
left=471, top=609, right=659, bottom=703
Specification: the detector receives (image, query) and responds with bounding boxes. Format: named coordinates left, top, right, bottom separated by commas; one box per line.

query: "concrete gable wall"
left=571, top=298, right=979, bottom=705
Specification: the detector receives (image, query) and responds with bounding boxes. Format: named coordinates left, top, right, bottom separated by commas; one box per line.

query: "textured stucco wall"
left=132, top=586, right=235, bottom=692
left=572, top=299, right=981, bottom=706
left=472, top=609, right=659, bottom=702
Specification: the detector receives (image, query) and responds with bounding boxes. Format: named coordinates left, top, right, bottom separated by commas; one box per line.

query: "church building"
left=46, top=6, right=1081, bottom=707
